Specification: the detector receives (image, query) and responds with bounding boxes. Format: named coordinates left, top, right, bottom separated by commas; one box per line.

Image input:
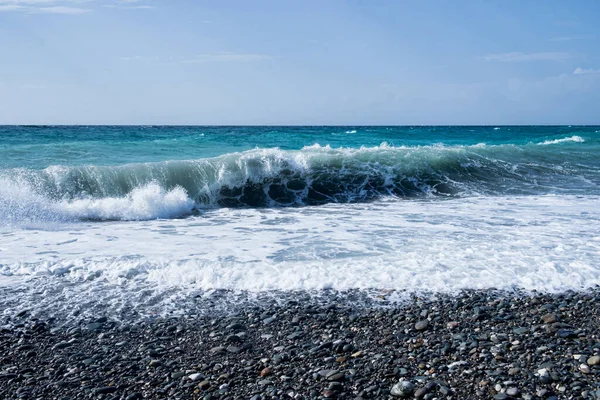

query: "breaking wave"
left=0, top=142, right=597, bottom=223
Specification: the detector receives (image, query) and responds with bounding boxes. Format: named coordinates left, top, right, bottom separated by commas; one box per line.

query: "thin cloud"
left=0, top=4, right=25, bottom=10
left=104, top=0, right=156, bottom=9
left=0, top=0, right=156, bottom=13
left=548, top=34, right=595, bottom=42
left=103, top=4, right=156, bottom=9
left=182, top=53, right=276, bottom=64
left=0, top=0, right=69, bottom=4
left=0, top=0, right=92, bottom=13
left=35, top=6, right=89, bottom=13
left=483, top=52, right=573, bottom=62
left=573, top=67, right=600, bottom=75
left=120, top=55, right=142, bottom=60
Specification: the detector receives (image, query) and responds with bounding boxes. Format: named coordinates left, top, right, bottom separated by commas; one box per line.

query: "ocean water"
left=1, top=126, right=600, bottom=320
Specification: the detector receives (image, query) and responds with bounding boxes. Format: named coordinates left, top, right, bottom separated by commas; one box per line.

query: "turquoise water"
left=1, top=125, right=599, bottom=169
left=1, top=125, right=599, bottom=223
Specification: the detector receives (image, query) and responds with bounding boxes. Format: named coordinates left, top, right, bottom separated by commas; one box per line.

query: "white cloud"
left=573, top=67, right=600, bottom=75
left=483, top=52, right=573, bottom=62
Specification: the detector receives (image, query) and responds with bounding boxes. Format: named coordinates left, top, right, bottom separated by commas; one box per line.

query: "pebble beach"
left=2, top=288, right=600, bottom=399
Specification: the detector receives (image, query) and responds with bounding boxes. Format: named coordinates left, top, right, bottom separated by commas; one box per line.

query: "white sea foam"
left=0, top=180, right=194, bottom=225
left=539, top=135, right=585, bottom=145
left=1, top=195, right=599, bottom=318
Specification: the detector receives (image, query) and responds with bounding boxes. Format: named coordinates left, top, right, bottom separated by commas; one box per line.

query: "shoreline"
left=1, top=288, right=599, bottom=399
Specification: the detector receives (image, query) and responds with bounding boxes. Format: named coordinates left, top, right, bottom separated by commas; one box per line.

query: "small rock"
left=149, top=360, right=161, bottom=368
left=52, top=341, right=71, bottom=350
left=94, top=387, right=117, bottom=394
left=580, top=364, right=591, bottom=374
left=587, top=355, right=600, bottom=366
left=86, top=322, right=103, bottom=331
left=225, top=335, right=242, bottom=344
left=210, top=346, right=227, bottom=354
left=226, top=323, right=245, bottom=331
left=415, top=320, right=429, bottom=331
left=327, top=372, right=345, bottom=381
left=391, top=380, right=415, bottom=397
left=226, top=345, right=242, bottom=353
left=414, top=382, right=435, bottom=398
left=446, top=321, right=458, bottom=329
left=197, top=380, right=210, bottom=390
left=541, top=313, right=557, bottom=324
left=439, top=386, right=451, bottom=395
left=260, top=367, right=271, bottom=377
left=188, top=373, right=204, bottom=381
left=506, top=387, right=518, bottom=396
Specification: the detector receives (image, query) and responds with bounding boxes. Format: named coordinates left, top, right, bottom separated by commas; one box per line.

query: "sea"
left=1, top=126, right=599, bottom=321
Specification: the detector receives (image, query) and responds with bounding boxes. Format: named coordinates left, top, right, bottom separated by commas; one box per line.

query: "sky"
left=0, top=0, right=599, bottom=125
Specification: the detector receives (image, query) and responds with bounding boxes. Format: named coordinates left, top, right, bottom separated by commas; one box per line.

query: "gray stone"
left=86, top=322, right=103, bottom=331
left=541, top=313, right=557, bottom=324
left=197, top=380, right=210, bottom=390
left=556, top=329, right=577, bottom=339
left=210, top=346, right=227, bottom=354
left=415, top=320, right=429, bottom=331
left=391, top=380, right=415, bottom=397
left=188, top=373, right=204, bottom=381
left=94, top=387, right=117, bottom=394
left=587, top=355, right=600, bottom=366
left=226, top=345, right=242, bottom=353
left=439, top=386, right=451, bottom=395
left=327, top=372, right=345, bottom=381
left=52, top=342, right=71, bottom=350
left=225, top=335, right=242, bottom=344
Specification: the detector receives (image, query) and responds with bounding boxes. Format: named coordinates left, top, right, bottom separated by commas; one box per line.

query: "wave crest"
left=0, top=142, right=596, bottom=223
left=539, top=135, right=585, bottom=145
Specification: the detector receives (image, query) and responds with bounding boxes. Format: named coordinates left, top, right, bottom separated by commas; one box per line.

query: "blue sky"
left=0, top=0, right=599, bottom=124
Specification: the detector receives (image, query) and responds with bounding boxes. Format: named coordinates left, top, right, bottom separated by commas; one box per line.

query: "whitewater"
left=1, top=125, right=599, bottom=321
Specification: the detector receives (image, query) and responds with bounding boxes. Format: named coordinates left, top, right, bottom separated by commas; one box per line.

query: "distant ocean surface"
left=1, top=126, right=600, bottom=320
